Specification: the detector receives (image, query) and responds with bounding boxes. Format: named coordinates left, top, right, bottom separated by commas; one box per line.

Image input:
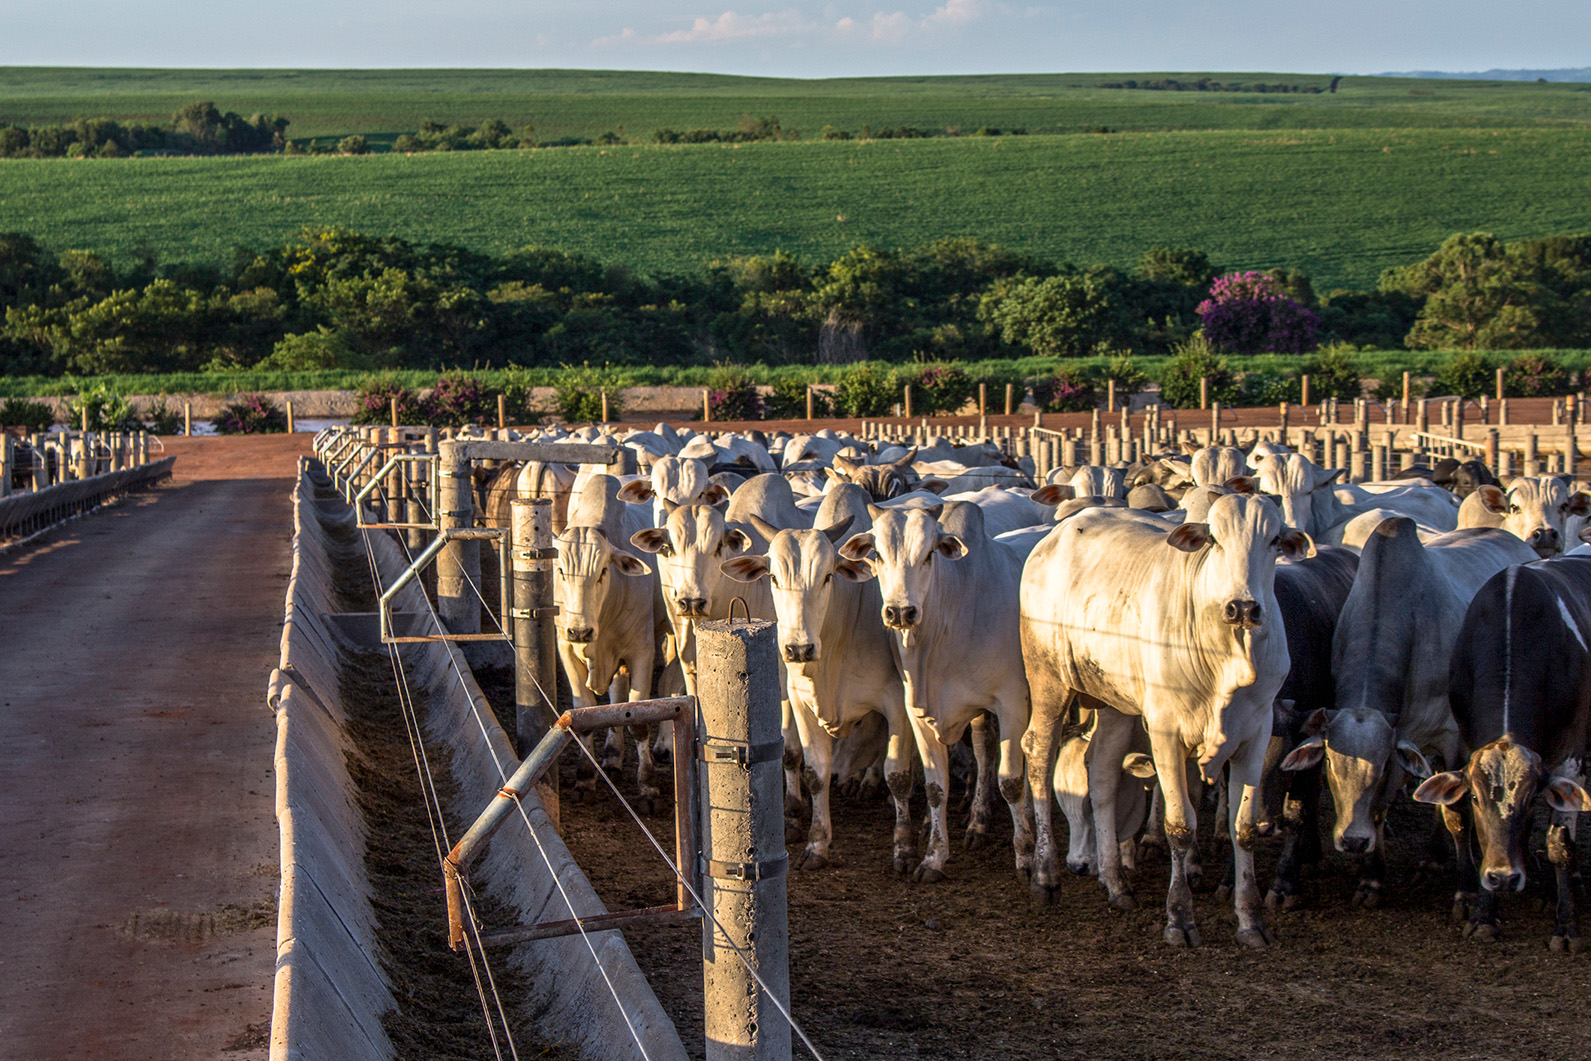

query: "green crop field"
left=1, top=67, right=1589, bottom=142
left=1, top=127, right=1588, bottom=292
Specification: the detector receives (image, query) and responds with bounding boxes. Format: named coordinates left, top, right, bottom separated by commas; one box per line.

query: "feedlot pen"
left=501, top=695, right=1591, bottom=1060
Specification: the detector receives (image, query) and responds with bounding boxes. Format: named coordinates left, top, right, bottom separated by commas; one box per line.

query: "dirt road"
left=0, top=434, right=310, bottom=1061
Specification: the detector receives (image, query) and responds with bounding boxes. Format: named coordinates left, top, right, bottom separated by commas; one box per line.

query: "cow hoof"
left=1067, top=862, right=1091, bottom=877
left=1464, top=921, right=1501, bottom=943
left=1411, top=860, right=1446, bottom=887
left=859, top=778, right=884, bottom=802
left=1236, top=925, right=1275, bottom=949
left=893, top=856, right=912, bottom=878
left=913, top=864, right=947, bottom=884
left=1283, top=893, right=1306, bottom=912
left=1030, top=882, right=1060, bottom=906
left=1214, top=884, right=1232, bottom=903
left=1548, top=935, right=1584, bottom=955
left=795, top=851, right=827, bottom=872
left=1451, top=894, right=1476, bottom=923
left=635, top=795, right=657, bottom=816
left=1163, top=924, right=1202, bottom=948
left=785, top=819, right=806, bottom=846
left=1352, top=885, right=1383, bottom=910
left=1136, top=840, right=1165, bottom=864
left=1108, top=892, right=1138, bottom=912
left=964, top=829, right=988, bottom=851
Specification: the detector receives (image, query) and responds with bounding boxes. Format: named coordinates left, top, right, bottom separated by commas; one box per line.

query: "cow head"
left=1189, top=446, right=1248, bottom=488
left=720, top=517, right=866, bottom=663
left=553, top=526, right=652, bottom=644
left=827, top=448, right=918, bottom=501
left=1281, top=707, right=1432, bottom=853
left=617, top=455, right=728, bottom=525
left=1474, top=477, right=1591, bottom=558
left=1255, top=453, right=1344, bottom=536
left=1415, top=738, right=1591, bottom=892
left=838, top=504, right=963, bottom=645
left=1434, top=458, right=1497, bottom=499
left=630, top=500, right=753, bottom=618
left=1166, top=493, right=1313, bottom=645
left=1069, top=465, right=1126, bottom=500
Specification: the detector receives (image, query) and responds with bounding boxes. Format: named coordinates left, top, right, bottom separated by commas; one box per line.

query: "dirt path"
left=0, top=434, right=310, bottom=1061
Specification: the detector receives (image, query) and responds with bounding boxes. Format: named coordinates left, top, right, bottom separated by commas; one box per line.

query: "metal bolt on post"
left=696, top=617, right=792, bottom=1061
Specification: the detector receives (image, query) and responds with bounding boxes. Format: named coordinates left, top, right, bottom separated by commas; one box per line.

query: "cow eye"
left=769, top=574, right=779, bottom=587
left=1269, top=536, right=1280, bottom=548
left=597, top=568, right=606, bottom=581
left=823, top=573, right=832, bottom=585
left=922, top=553, right=933, bottom=566
left=1509, top=504, right=1520, bottom=514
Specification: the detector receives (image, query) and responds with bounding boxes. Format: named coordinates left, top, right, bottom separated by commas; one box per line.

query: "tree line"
left=0, top=102, right=288, bottom=159
left=0, top=227, right=1588, bottom=381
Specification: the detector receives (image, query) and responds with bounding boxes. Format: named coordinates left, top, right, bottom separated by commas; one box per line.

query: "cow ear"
left=1476, top=484, right=1509, bottom=515
left=700, top=483, right=731, bottom=506
left=1566, top=491, right=1591, bottom=517
left=837, top=531, right=875, bottom=561
left=835, top=558, right=874, bottom=583
left=1280, top=736, right=1325, bottom=772
left=1545, top=776, right=1591, bottom=813
left=922, top=503, right=945, bottom=521
left=630, top=527, right=670, bottom=554
left=935, top=534, right=967, bottom=560
left=1032, top=483, right=1074, bottom=506
left=918, top=478, right=949, bottom=495
left=1223, top=475, right=1258, bottom=495
left=1278, top=528, right=1316, bottom=560
left=720, top=554, right=771, bottom=583
left=1181, top=439, right=1202, bottom=455
left=1395, top=740, right=1434, bottom=781
left=824, top=466, right=847, bottom=484
left=611, top=550, right=652, bottom=577
left=1303, top=707, right=1328, bottom=735
left=724, top=525, right=753, bottom=553
left=1412, top=771, right=1470, bottom=806
left=1166, top=522, right=1212, bottom=552
left=1122, top=752, right=1157, bottom=779
left=617, top=479, right=655, bottom=504
left=1313, top=465, right=1346, bottom=489
left=831, top=454, right=859, bottom=478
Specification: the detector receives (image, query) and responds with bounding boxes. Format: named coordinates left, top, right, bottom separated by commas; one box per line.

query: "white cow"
left=1020, top=494, right=1312, bottom=948
left=553, top=475, right=671, bottom=808
left=1257, top=452, right=1459, bottom=544
left=722, top=509, right=916, bottom=874
left=1456, top=475, right=1591, bottom=558
left=838, top=502, right=1033, bottom=881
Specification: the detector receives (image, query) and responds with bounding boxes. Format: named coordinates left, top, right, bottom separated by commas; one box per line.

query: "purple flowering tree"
left=1196, top=271, right=1319, bottom=355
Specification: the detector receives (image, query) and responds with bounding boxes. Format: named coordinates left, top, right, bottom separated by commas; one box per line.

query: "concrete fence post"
left=183, top=402, right=191, bottom=437
left=1210, top=401, right=1220, bottom=437
left=696, top=618, right=792, bottom=1061
left=30, top=433, right=46, bottom=490
left=0, top=434, right=12, bottom=498
left=1496, top=367, right=1506, bottom=401
left=1416, top=399, right=1429, bottom=437
left=437, top=440, right=481, bottom=635
left=1005, top=383, right=1014, bottom=416
left=1371, top=444, right=1387, bottom=483
left=511, top=498, right=559, bottom=752
left=1526, top=432, right=1540, bottom=476
left=285, top=400, right=295, bottom=434
left=1567, top=421, right=1579, bottom=478
left=903, top=385, right=913, bottom=419
left=1199, top=377, right=1209, bottom=410
left=1485, top=429, right=1500, bottom=473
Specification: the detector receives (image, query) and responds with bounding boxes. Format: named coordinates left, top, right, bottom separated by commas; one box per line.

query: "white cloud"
left=869, top=10, right=911, bottom=40
left=656, top=9, right=811, bottom=43
left=594, top=1, right=988, bottom=50
left=924, top=0, right=980, bottom=26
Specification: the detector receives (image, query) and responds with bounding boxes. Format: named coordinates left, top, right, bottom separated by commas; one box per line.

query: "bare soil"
left=552, top=741, right=1591, bottom=1061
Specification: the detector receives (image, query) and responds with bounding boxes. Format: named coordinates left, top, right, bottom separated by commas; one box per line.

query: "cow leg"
left=1444, top=800, right=1480, bottom=923
left=1213, top=771, right=1230, bottom=843
left=1150, top=734, right=1200, bottom=947
left=558, top=642, right=601, bottom=802
left=1022, top=691, right=1069, bottom=901
left=1549, top=808, right=1582, bottom=954
left=1267, top=766, right=1320, bottom=911
left=1228, top=737, right=1275, bottom=948
left=965, top=714, right=999, bottom=850
left=1088, top=709, right=1141, bottom=912
left=782, top=698, right=808, bottom=842
left=907, top=713, right=953, bottom=883
left=993, top=698, right=1035, bottom=880
left=1140, top=786, right=1167, bottom=862
left=1352, top=821, right=1388, bottom=909
left=883, top=708, right=916, bottom=877
left=791, top=705, right=834, bottom=871
left=626, top=653, right=659, bottom=814
left=603, top=674, right=628, bottom=774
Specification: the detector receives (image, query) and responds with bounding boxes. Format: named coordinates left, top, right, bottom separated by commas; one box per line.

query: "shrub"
left=1196, top=271, right=1319, bottom=355
left=212, top=393, right=287, bottom=434
left=350, top=375, right=424, bottom=426
left=0, top=397, right=57, bottom=432
left=337, top=135, right=370, bottom=156
left=424, top=370, right=498, bottom=427
left=68, top=384, right=141, bottom=431
left=831, top=363, right=898, bottom=418
left=1302, top=342, right=1364, bottom=401
left=552, top=363, right=625, bottom=424
left=1157, top=334, right=1239, bottom=408
left=1371, top=372, right=1428, bottom=403
left=763, top=377, right=833, bottom=420
left=1237, top=359, right=1302, bottom=405
left=1102, top=350, right=1148, bottom=402
left=1027, top=367, right=1098, bottom=412
left=142, top=396, right=185, bottom=435
left=1503, top=352, right=1571, bottom=397
left=256, top=328, right=359, bottom=371
left=902, top=363, right=976, bottom=415
left=705, top=363, right=764, bottom=421
left=1434, top=351, right=1495, bottom=399
left=498, top=367, right=544, bottom=427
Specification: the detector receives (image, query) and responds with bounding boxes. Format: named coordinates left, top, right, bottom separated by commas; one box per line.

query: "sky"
left=1, top=0, right=1587, bottom=78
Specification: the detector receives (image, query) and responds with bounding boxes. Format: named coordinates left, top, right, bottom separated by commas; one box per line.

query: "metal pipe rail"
left=0, top=457, right=175, bottom=544
left=443, top=695, right=699, bottom=951
left=352, top=452, right=440, bottom=530
left=378, top=526, right=513, bottom=643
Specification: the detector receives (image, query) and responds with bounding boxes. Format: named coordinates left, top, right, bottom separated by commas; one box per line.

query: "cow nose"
left=1527, top=528, right=1560, bottom=553
left=783, top=643, right=816, bottom=663
left=883, top=604, right=918, bottom=628
left=1484, top=868, right=1524, bottom=892
left=677, top=597, right=707, bottom=616
left=565, top=626, right=594, bottom=644
left=1223, top=599, right=1262, bottom=627
left=1340, top=835, right=1370, bottom=855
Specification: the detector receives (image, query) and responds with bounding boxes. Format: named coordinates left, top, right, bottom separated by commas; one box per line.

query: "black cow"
left=1415, top=557, right=1591, bottom=950
left=1429, top=458, right=1498, bottom=499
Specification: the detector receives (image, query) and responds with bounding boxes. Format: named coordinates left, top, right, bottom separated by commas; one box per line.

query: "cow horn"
left=821, top=515, right=854, bottom=544
left=892, top=447, right=918, bottom=470
left=749, top=514, right=781, bottom=541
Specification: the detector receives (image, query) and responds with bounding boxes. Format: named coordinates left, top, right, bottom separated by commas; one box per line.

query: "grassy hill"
left=0, top=68, right=1588, bottom=292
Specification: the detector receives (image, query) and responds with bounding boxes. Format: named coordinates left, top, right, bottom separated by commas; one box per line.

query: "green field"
left=1, top=68, right=1590, bottom=142
left=2, top=127, right=1588, bottom=292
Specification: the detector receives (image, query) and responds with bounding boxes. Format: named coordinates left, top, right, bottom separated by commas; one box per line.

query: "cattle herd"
left=467, top=421, right=1591, bottom=953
